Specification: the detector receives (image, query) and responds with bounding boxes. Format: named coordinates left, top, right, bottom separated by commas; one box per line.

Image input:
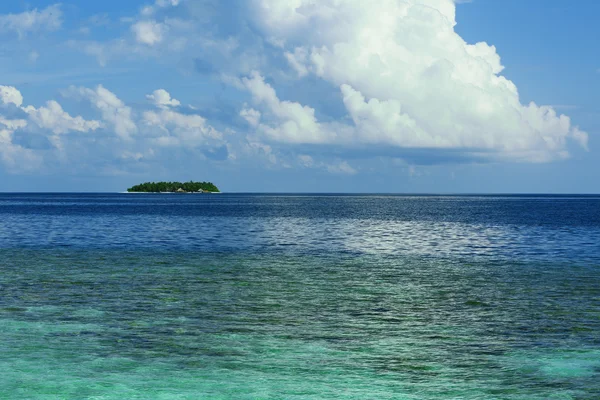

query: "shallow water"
left=1, top=194, right=599, bottom=399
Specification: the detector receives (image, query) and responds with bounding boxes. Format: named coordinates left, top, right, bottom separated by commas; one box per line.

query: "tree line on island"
left=127, top=181, right=220, bottom=193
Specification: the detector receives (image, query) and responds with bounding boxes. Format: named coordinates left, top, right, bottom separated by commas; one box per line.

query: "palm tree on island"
left=127, top=181, right=220, bottom=193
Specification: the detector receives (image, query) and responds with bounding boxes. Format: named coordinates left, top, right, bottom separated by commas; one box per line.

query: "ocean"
left=1, top=193, right=599, bottom=399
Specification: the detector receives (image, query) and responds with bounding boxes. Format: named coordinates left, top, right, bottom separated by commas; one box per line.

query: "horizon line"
left=1, top=191, right=600, bottom=196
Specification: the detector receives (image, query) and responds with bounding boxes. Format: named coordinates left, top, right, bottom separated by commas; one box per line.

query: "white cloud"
left=0, top=86, right=24, bottom=107
left=2, top=0, right=590, bottom=177
left=78, top=42, right=109, bottom=67
left=156, top=0, right=181, bottom=7
left=0, top=86, right=101, bottom=167
left=1, top=86, right=99, bottom=136
left=297, top=154, right=314, bottom=167
left=74, top=39, right=133, bottom=67
left=285, top=47, right=309, bottom=77
left=143, top=0, right=181, bottom=16
left=248, top=0, right=587, bottom=162
left=326, top=161, right=357, bottom=175
left=0, top=126, right=41, bottom=171
left=121, top=151, right=145, bottom=161
left=75, top=2, right=232, bottom=68
left=131, top=20, right=167, bottom=45
left=0, top=84, right=227, bottom=174
left=23, top=101, right=101, bottom=135
left=0, top=117, right=27, bottom=131
left=0, top=91, right=35, bottom=169
left=143, top=108, right=222, bottom=147
left=64, top=85, right=137, bottom=140
left=241, top=71, right=333, bottom=143
left=141, top=7, right=155, bottom=17
left=29, top=51, right=40, bottom=62
left=75, top=12, right=191, bottom=66
left=146, top=89, right=181, bottom=108
left=0, top=4, right=62, bottom=37
left=240, top=106, right=261, bottom=126
left=0, top=128, right=12, bottom=145
left=246, top=141, right=277, bottom=164
left=297, top=154, right=356, bottom=174
left=340, top=83, right=431, bottom=148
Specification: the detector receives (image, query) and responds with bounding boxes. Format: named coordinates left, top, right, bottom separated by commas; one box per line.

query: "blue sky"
left=0, top=0, right=598, bottom=193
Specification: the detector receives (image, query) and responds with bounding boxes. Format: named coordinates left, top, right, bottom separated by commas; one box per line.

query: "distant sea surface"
left=1, top=193, right=599, bottom=399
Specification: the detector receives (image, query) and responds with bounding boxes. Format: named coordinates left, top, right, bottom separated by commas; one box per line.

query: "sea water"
left=1, top=194, right=599, bottom=399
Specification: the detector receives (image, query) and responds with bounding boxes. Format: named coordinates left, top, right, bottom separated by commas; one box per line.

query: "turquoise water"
left=1, top=194, right=600, bottom=398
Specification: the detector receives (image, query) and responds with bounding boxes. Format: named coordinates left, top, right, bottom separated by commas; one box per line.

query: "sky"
left=0, top=0, right=598, bottom=193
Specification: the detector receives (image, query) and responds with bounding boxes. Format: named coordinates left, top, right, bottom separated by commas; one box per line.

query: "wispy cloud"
left=0, top=4, right=62, bottom=37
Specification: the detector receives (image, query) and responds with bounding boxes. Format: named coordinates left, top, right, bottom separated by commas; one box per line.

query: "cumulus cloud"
left=1, top=85, right=100, bottom=136
left=240, top=106, right=261, bottom=127
left=0, top=126, right=41, bottom=171
left=142, top=107, right=222, bottom=147
left=0, top=117, right=27, bottom=131
left=241, top=71, right=333, bottom=143
left=245, top=0, right=587, bottom=162
left=0, top=84, right=227, bottom=174
left=0, top=86, right=98, bottom=170
left=0, top=4, right=62, bottom=37
left=0, top=86, right=24, bottom=107
left=284, top=47, right=309, bottom=77
left=146, top=89, right=181, bottom=108
left=131, top=20, right=167, bottom=45
left=246, top=141, right=277, bottom=164
left=23, top=101, right=101, bottom=135
left=2, top=0, right=590, bottom=178
left=64, top=85, right=137, bottom=140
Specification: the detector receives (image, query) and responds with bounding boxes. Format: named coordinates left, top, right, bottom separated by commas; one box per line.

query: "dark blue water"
left=1, top=194, right=599, bottom=399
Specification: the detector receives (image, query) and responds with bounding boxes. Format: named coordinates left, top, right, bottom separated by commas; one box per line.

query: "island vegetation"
left=127, top=181, right=220, bottom=193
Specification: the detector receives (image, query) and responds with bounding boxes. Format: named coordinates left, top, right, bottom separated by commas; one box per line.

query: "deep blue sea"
left=1, top=193, right=599, bottom=399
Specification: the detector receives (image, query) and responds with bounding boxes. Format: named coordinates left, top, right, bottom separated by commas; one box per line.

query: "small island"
left=127, top=181, right=220, bottom=193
